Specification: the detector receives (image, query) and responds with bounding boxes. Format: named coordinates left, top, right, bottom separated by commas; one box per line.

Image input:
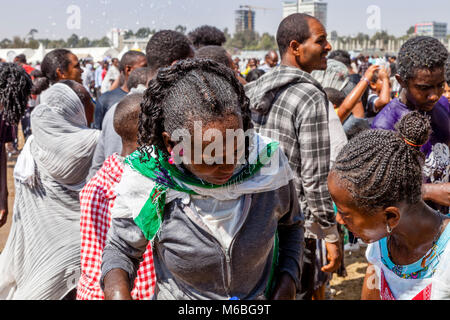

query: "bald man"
left=259, top=50, right=279, bottom=73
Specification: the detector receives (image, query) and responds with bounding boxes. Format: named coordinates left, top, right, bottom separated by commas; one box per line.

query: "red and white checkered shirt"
left=77, top=154, right=155, bottom=300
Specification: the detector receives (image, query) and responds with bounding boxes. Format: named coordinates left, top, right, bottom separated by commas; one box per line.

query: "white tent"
left=118, top=45, right=130, bottom=60
left=29, top=43, right=46, bottom=64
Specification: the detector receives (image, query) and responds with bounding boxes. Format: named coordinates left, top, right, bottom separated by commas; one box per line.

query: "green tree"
left=258, top=33, right=277, bottom=50
left=135, top=27, right=152, bottom=38
left=406, top=26, right=415, bottom=35
left=175, top=25, right=187, bottom=35
left=67, top=33, right=80, bottom=48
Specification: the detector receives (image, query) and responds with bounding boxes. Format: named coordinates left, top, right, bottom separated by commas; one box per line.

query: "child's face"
left=443, top=82, right=450, bottom=104
left=327, top=172, right=390, bottom=244
left=400, top=67, right=445, bottom=112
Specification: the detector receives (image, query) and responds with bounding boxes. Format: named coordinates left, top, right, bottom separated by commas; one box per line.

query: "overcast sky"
left=0, top=0, right=449, bottom=40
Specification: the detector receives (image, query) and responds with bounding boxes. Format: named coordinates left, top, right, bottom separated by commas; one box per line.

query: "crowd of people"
left=0, top=15, right=448, bottom=301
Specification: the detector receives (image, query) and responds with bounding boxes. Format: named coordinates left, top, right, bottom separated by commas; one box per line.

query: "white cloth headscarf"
left=30, top=83, right=100, bottom=190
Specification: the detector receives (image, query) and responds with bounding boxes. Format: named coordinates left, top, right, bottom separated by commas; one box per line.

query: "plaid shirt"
left=245, top=65, right=337, bottom=241
left=77, top=154, right=155, bottom=300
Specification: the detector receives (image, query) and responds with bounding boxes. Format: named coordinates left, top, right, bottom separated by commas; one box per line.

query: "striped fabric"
left=77, top=154, right=155, bottom=300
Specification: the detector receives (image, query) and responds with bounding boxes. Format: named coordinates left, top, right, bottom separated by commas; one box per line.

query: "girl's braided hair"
left=0, top=62, right=33, bottom=125
left=332, top=111, right=432, bottom=211
left=138, top=58, right=252, bottom=159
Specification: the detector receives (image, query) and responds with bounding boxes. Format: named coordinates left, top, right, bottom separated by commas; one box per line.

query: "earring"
left=387, top=225, right=392, bottom=234
left=168, top=151, right=175, bottom=165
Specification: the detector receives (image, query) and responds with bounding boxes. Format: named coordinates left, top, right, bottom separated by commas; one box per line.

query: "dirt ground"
left=0, top=131, right=367, bottom=300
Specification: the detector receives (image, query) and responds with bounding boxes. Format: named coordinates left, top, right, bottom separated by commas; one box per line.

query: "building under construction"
left=235, top=7, right=256, bottom=33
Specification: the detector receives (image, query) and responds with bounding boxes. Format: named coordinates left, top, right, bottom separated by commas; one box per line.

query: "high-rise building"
left=415, top=22, right=447, bottom=39
left=282, top=0, right=328, bottom=28
left=235, top=8, right=256, bottom=33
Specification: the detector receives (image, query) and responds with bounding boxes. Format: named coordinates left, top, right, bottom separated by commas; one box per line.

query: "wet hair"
left=138, top=59, right=252, bottom=159
left=397, top=36, right=448, bottom=82
left=30, top=69, right=48, bottom=95
left=188, top=25, right=226, bottom=49
left=120, top=50, right=146, bottom=73
left=328, top=50, right=352, bottom=68
left=0, top=62, right=33, bottom=125
left=127, top=67, right=150, bottom=90
left=445, top=57, right=450, bottom=85
left=195, top=46, right=233, bottom=68
left=145, top=30, right=193, bottom=73
left=324, top=87, right=346, bottom=108
left=114, top=93, right=143, bottom=143
left=331, top=111, right=432, bottom=211
left=246, top=69, right=265, bottom=83
left=276, top=13, right=316, bottom=57
left=39, top=49, right=74, bottom=90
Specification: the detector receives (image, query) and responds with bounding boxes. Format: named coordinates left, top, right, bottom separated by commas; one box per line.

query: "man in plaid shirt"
left=245, top=13, right=342, bottom=299
left=77, top=94, right=155, bottom=300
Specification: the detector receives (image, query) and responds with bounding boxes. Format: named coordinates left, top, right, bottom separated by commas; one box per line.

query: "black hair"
left=331, top=111, right=432, bottom=211
left=397, top=36, right=448, bottom=82
left=114, top=93, right=143, bottom=143
left=188, top=25, right=226, bottom=49
left=39, top=49, right=74, bottom=90
left=15, top=54, right=27, bottom=64
left=328, top=50, right=352, bottom=68
left=445, top=57, right=450, bottom=85
left=145, top=30, right=193, bottom=73
left=324, top=87, right=346, bottom=108
left=0, top=62, right=33, bottom=125
left=195, top=46, right=233, bottom=68
left=127, top=67, right=150, bottom=90
left=245, top=69, right=265, bottom=83
left=276, top=13, right=316, bottom=57
left=120, top=50, right=146, bottom=73
left=30, top=69, right=49, bottom=95
left=138, top=59, right=252, bottom=159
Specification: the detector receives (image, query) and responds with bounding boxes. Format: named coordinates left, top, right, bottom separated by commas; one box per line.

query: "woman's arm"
left=422, top=183, right=450, bottom=207
left=101, top=217, right=149, bottom=300
left=373, top=68, right=391, bottom=113
left=361, top=263, right=381, bottom=300
left=337, top=65, right=380, bottom=122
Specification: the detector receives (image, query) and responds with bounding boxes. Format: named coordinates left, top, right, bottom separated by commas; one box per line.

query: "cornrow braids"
left=332, top=111, right=432, bottom=211
left=0, top=62, right=33, bottom=126
left=397, top=36, right=448, bottom=82
left=138, top=58, right=252, bottom=161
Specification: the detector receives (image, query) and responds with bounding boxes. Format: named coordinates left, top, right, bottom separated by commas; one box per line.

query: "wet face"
left=327, top=172, right=390, bottom=244
left=59, top=53, right=83, bottom=84
left=399, top=67, right=445, bottom=112
left=295, top=19, right=332, bottom=73
left=443, top=82, right=450, bottom=104
left=164, top=114, right=244, bottom=185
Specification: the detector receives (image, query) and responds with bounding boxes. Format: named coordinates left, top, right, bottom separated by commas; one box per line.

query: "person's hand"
left=321, top=241, right=342, bottom=273
left=0, top=209, right=7, bottom=228
left=423, top=183, right=450, bottom=206
left=378, top=67, right=389, bottom=80
left=363, top=65, right=380, bottom=83
left=270, top=273, right=296, bottom=300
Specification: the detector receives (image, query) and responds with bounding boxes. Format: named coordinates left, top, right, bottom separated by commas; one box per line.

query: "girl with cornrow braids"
left=101, top=59, right=304, bottom=300
left=0, top=62, right=32, bottom=228
left=328, top=111, right=450, bottom=300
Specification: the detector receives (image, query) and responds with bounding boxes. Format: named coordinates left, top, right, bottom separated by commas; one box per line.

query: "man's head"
left=112, top=58, right=120, bottom=68
left=276, top=13, right=331, bottom=73
left=324, top=87, right=346, bottom=109
left=119, top=50, right=147, bottom=84
left=195, top=46, right=234, bottom=69
left=188, top=25, right=226, bottom=49
left=145, top=30, right=194, bottom=77
left=14, top=54, right=27, bottom=65
left=127, top=67, right=151, bottom=90
left=264, top=50, right=279, bottom=68
left=328, top=50, right=351, bottom=69
left=396, top=36, right=448, bottom=112
left=114, top=93, right=144, bottom=155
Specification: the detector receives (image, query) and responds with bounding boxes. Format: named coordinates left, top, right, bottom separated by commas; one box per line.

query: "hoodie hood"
left=245, top=65, right=326, bottom=116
